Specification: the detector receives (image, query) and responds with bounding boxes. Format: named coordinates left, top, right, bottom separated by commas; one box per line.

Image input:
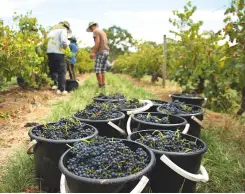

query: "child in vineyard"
left=47, top=21, right=71, bottom=95
left=86, top=22, right=110, bottom=88
left=67, top=36, right=78, bottom=80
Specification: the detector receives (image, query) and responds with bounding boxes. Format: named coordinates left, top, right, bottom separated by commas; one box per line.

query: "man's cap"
left=86, top=22, right=98, bottom=32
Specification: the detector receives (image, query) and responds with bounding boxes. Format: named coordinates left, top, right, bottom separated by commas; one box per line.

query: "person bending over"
left=47, top=21, right=71, bottom=95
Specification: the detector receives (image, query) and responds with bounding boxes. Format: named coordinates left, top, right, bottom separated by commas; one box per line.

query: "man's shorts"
left=94, top=52, right=109, bottom=73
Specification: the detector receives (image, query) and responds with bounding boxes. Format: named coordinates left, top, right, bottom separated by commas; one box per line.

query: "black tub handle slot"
left=191, top=116, right=203, bottom=127
left=108, top=121, right=126, bottom=136
left=182, top=123, right=190, bottom=134
left=130, top=176, right=149, bottom=193
left=127, top=115, right=133, bottom=135
left=27, top=140, right=37, bottom=155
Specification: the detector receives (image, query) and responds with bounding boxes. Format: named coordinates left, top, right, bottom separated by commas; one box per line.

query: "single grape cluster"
left=66, top=137, right=150, bottom=179
left=32, top=118, right=95, bottom=140
left=158, top=101, right=201, bottom=115
left=119, top=98, right=144, bottom=110
left=135, top=113, right=170, bottom=124
left=74, top=103, right=122, bottom=120
left=135, top=130, right=203, bottom=153
left=95, top=93, right=126, bottom=100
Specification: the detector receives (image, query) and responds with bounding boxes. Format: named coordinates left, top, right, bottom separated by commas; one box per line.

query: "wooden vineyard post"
left=162, top=35, right=167, bottom=88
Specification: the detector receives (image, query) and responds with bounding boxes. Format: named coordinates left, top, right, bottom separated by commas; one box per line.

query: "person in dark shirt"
left=67, top=36, right=78, bottom=80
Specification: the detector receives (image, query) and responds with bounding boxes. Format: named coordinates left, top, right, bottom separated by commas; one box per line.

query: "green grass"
left=0, top=73, right=244, bottom=193
left=197, top=128, right=245, bottom=192
left=0, top=148, right=35, bottom=193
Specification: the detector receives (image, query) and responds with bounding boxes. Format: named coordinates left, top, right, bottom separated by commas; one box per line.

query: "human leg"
left=71, top=64, right=76, bottom=80
left=101, top=73, right=105, bottom=86
left=57, top=55, right=67, bottom=92
left=48, top=53, right=58, bottom=87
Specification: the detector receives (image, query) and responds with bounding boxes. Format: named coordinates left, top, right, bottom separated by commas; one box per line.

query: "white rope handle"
left=203, top=98, right=208, bottom=106
left=191, top=116, right=203, bottom=127
left=182, top=123, right=190, bottom=134
left=130, top=176, right=149, bottom=193
left=160, top=155, right=209, bottom=183
left=108, top=121, right=126, bottom=136
left=127, top=115, right=133, bottom=135
left=27, top=140, right=37, bottom=154
left=60, top=174, right=66, bottom=193
left=127, top=100, right=153, bottom=115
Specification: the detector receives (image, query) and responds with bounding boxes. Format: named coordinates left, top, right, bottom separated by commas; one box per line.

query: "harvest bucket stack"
left=27, top=92, right=209, bottom=193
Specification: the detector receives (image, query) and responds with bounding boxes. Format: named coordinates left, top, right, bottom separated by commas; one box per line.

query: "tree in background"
left=167, top=0, right=238, bottom=111
left=223, top=0, right=245, bottom=114
left=103, top=25, right=135, bottom=60
left=76, top=48, right=94, bottom=74
left=112, top=41, right=163, bottom=79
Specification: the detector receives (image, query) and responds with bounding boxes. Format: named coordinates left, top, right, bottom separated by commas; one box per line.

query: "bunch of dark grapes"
left=119, top=98, right=144, bottom=110
left=135, top=113, right=170, bottom=124
left=158, top=101, right=201, bottom=115
left=74, top=103, right=123, bottom=120
left=32, top=118, right=95, bottom=140
left=95, top=93, right=126, bottom=100
left=135, top=130, right=203, bottom=153
left=66, top=137, right=149, bottom=179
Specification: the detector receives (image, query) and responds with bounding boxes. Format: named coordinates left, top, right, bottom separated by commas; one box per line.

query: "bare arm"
left=92, top=35, right=100, bottom=54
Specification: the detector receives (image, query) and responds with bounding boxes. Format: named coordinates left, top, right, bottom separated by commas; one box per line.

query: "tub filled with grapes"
left=59, top=137, right=156, bottom=193
left=128, top=112, right=187, bottom=133
left=73, top=102, right=125, bottom=138
left=28, top=118, right=98, bottom=192
left=157, top=101, right=204, bottom=137
left=128, top=129, right=207, bottom=193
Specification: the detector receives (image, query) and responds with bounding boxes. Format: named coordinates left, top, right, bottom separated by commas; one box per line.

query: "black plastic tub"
left=148, top=99, right=169, bottom=112
left=59, top=139, right=156, bottom=193
left=130, top=112, right=187, bottom=133
left=170, top=94, right=206, bottom=107
left=157, top=103, right=204, bottom=138
left=73, top=112, right=126, bottom=138
left=128, top=130, right=208, bottom=193
left=28, top=123, right=98, bottom=192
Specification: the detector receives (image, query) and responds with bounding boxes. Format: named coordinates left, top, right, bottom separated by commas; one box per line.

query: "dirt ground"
left=0, top=74, right=88, bottom=167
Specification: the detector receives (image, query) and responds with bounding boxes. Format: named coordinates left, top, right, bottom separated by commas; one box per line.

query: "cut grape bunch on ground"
left=65, top=137, right=150, bottom=179
left=31, top=118, right=95, bottom=140
left=135, top=113, right=170, bottom=124
left=135, top=130, right=203, bottom=153
left=158, top=101, right=201, bottom=115
left=74, top=102, right=123, bottom=120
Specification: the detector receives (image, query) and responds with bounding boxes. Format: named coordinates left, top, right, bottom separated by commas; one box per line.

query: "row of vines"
left=0, top=12, right=92, bottom=89
left=112, top=0, right=245, bottom=112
